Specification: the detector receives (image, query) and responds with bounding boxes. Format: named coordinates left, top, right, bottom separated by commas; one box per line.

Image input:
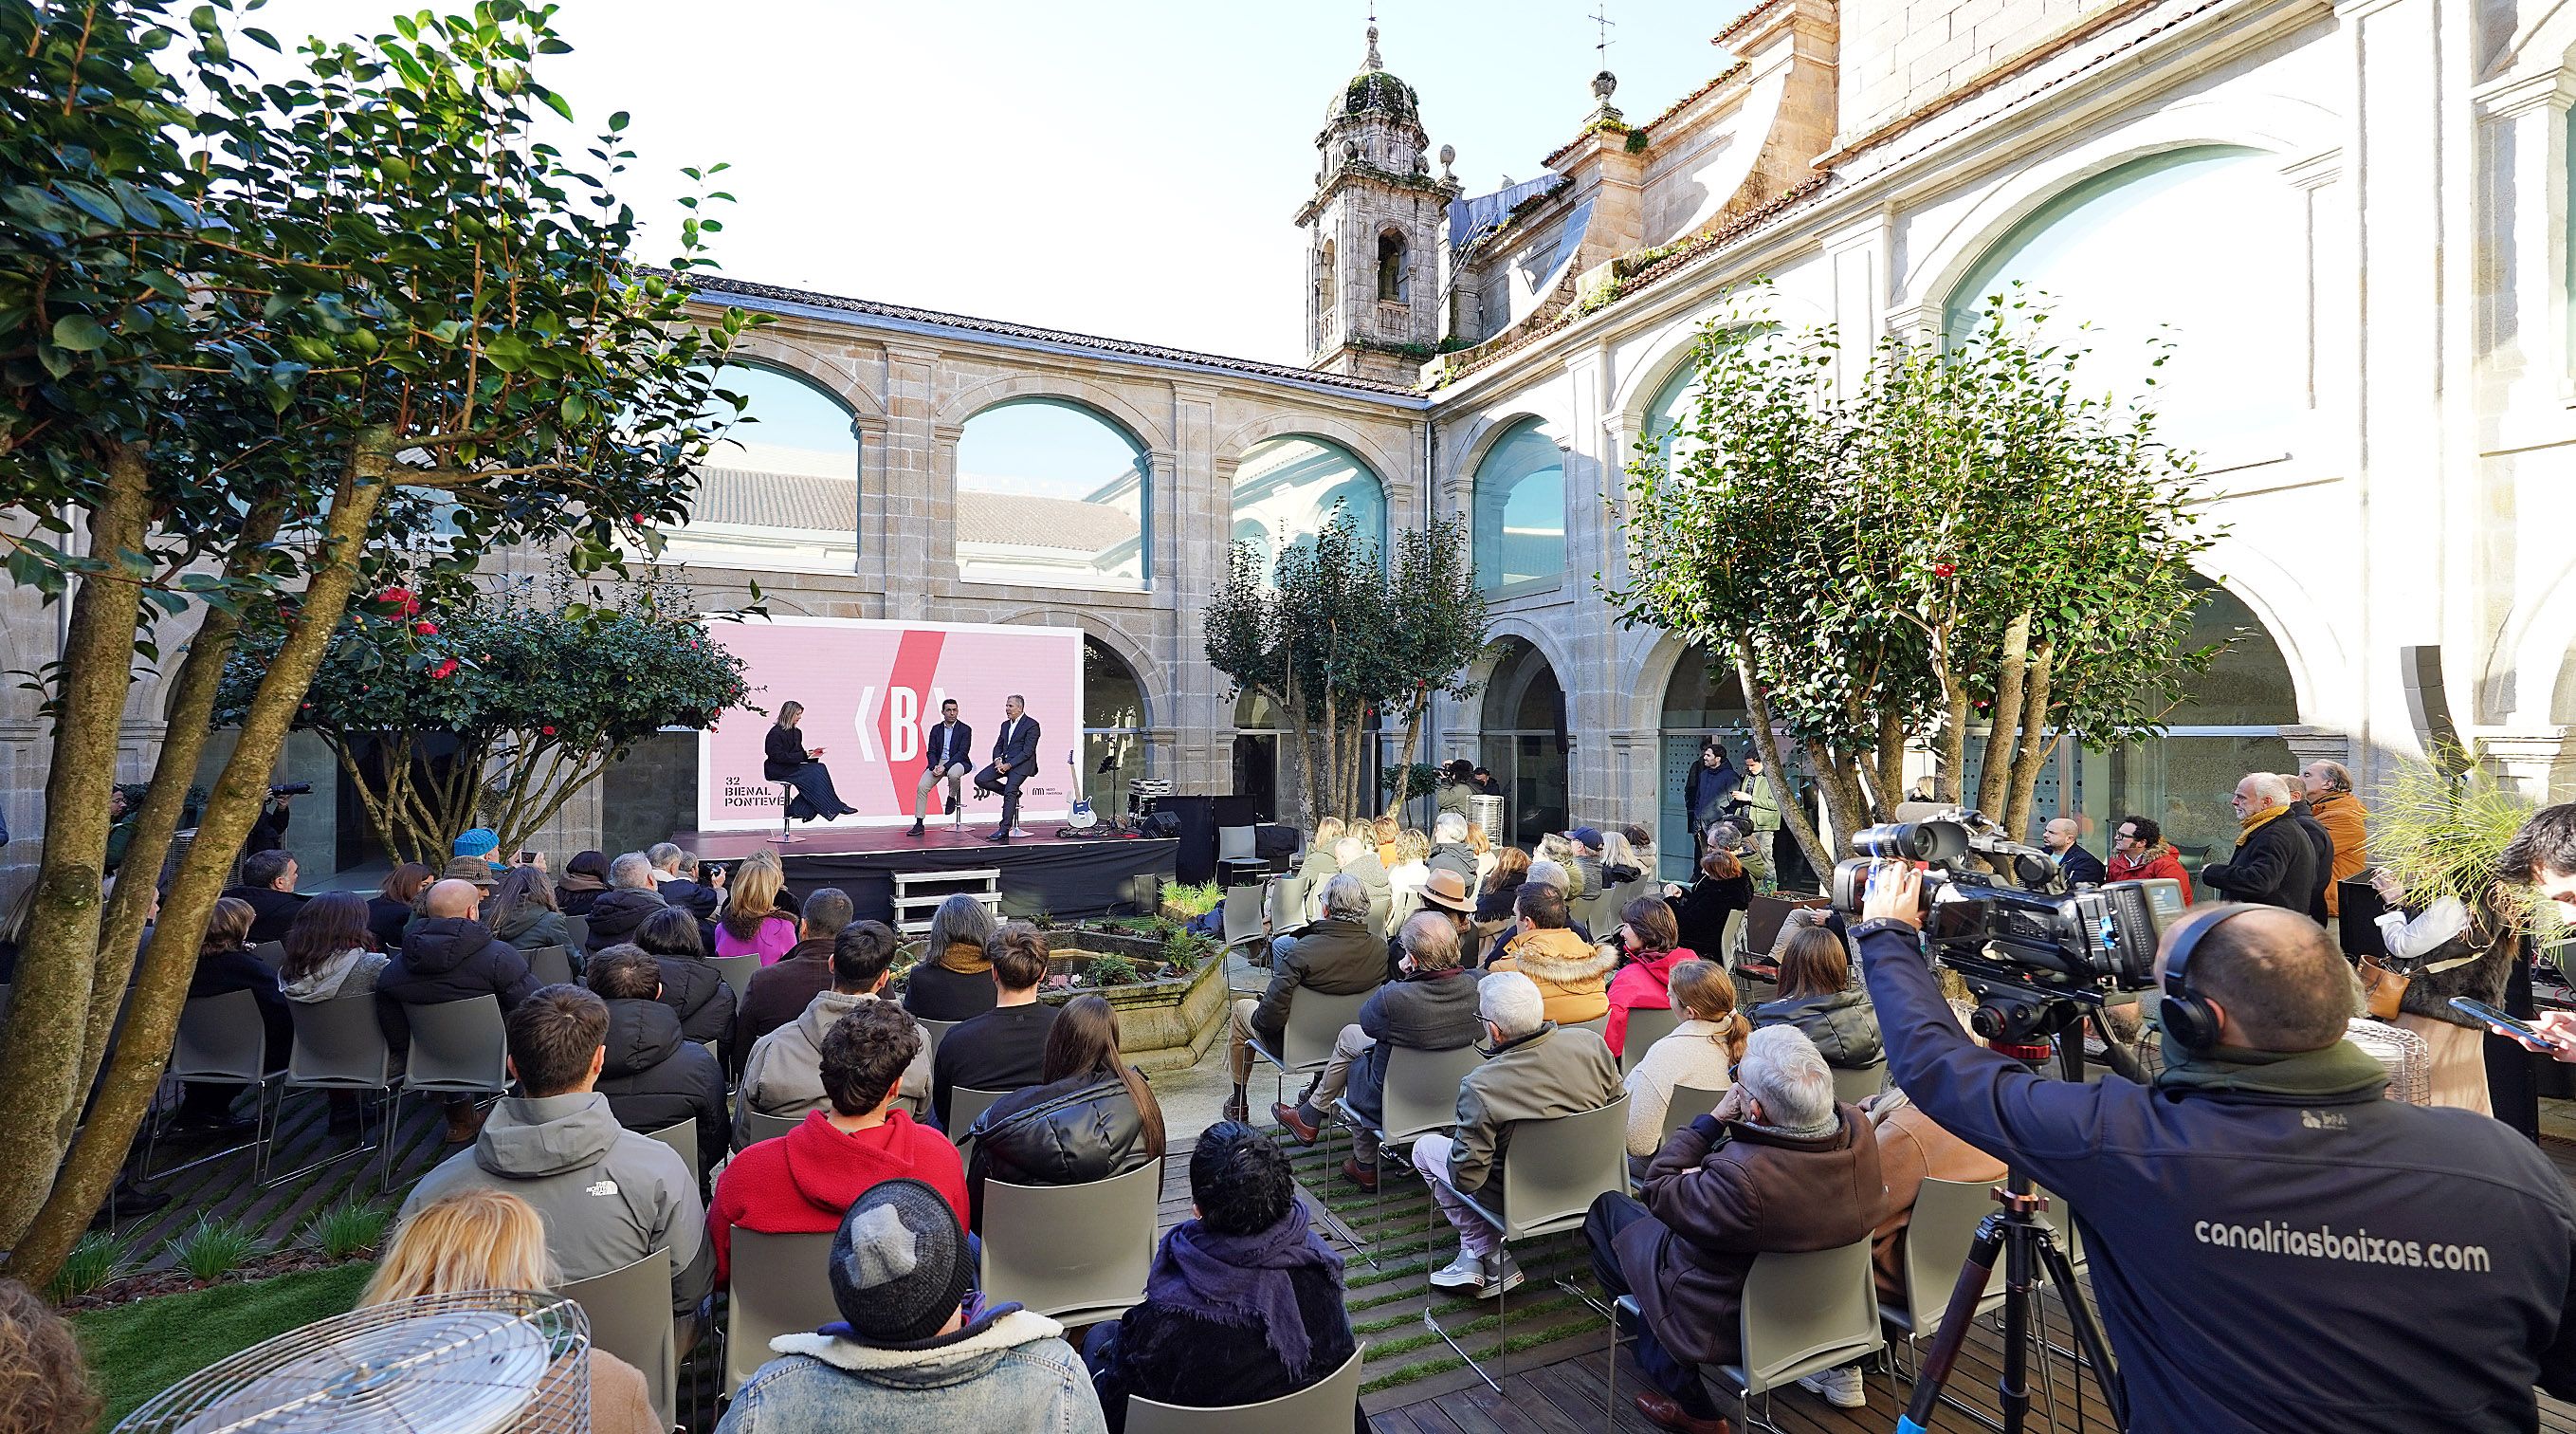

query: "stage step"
left=892, top=866, right=1004, bottom=935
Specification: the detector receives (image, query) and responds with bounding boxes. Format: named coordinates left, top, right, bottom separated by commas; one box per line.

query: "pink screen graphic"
left=698, top=619, right=1085, bottom=830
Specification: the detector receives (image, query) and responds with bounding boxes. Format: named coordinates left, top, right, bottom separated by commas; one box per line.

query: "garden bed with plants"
left=1037, top=902, right=1232, bottom=1075
left=51, top=1199, right=390, bottom=1314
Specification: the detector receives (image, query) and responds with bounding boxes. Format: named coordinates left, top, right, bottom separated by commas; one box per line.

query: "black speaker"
left=1144, top=795, right=1220, bottom=884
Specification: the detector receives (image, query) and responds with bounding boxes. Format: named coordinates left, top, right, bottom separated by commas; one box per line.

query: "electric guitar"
left=1068, top=745, right=1096, bottom=828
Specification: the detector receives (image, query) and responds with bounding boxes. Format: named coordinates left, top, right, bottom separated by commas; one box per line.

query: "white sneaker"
left=1430, top=1250, right=1489, bottom=1292
left=1484, top=1251, right=1526, bottom=1297
left=1799, top=1367, right=1866, bottom=1408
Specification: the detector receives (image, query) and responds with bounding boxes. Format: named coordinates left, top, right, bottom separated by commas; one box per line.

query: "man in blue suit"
left=976, top=694, right=1041, bottom=844
left=908, top=697, right=975, bottom=839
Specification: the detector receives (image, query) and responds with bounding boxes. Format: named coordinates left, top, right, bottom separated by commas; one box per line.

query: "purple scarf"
left=1143, top=1197, right=1343, bottom=1380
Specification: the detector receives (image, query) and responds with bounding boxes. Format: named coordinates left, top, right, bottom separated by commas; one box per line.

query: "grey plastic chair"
left=387, top=995, right=508, bottom=1178
left=1832, top=1061, right=1889, bottom=1107
left=646, top=1116, right=700, bottom=1193
left=1221, top=884, right=1265, bottom=953
left=1341, top=1041, right=1484, bottom=1259
left=1244, top=986, right=1373, bottom=1107
left=1880, top=1176, right=2008, bottom=1374
left=564, top=913, right=590, bottom=951
left=1217, top=824, right=1258, bottom=864
left=524, top=944, right=575, bottom=987
left=947, top=1085, right=1012, bottom=1153
left=1124, top=1344, right=1366, bottom=1434
left=725, top=1228, right=839, bottom=1395
left=146, top=990, right=281, bottom=1180
left=1716, top=1238, right=1887, bottom=1418
left=267, top=994, right=397, bottom=1186
left=979, top=1158, right=1161, bottom=1324
left=1426, top=1094, right=1630, bottom=1392
left=708, top=954, right=759, bottom=1001
left=1563, top=1014, right=1611, bottom=1041
left=918, top=1018, right=959, bottom=1056
left=734, top=1106, right=805, bottom=1150
left=248, top=940, right=286, bottom=971
left=1266, top=875, right=1307, bottom=935
left=1659, top=1082, right=1729, bottom=1140
left=1618, top=1002, right=1683, bottom=1075
left=561, top=1246, right=676, bottom=1428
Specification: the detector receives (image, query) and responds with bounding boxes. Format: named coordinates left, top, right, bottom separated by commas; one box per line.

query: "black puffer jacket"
left=594, top=996, right=729, bottom=1177
left=2201, top=812, right=2319, bottom=914
left=580, top=887, right=667, bottom=954
left=375, top=916, right=539, bottom=1043
left=1751, top=985, right=1884, bottom=1070
left=964, top=1072, right=1154, bottom=1230
left=651, top=955, right=736, bottom=1048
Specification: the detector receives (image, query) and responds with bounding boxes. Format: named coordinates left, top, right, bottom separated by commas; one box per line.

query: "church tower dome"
left=1296, top=20, right=1457, bottom=385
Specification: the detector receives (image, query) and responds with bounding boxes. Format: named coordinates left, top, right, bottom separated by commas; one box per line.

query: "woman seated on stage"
left=765, top=701, right=857, bottom=824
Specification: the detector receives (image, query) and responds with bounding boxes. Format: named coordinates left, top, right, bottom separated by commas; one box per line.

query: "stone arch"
left=984, top=606, right=1166, bottom=731
left=1439, top=408, right=1566, bottom=498
left=2490, top=0, right=2576, bottom=80
left=1212, top=413, right=1410, bottom=493
left=939, top=373, right=1175, bottom=456
left=1624, top=629, right=1713, bottom=735
left=2191, top=540, right=2339, bottom=726
left=1607, top=287, right=1833, bottom=431
left=1462, top=614, right=1577, bottom=697
left=726, top=331, right=886, bottom=427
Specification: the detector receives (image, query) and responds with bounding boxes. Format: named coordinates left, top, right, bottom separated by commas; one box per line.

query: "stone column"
left=2479, top=733, right=2576, bottom=803
left=881, top=346, right=941, bottom=622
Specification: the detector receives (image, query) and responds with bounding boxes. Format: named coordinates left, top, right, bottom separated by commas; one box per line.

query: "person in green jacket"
left=1738, top=752, right=1783, bottom=892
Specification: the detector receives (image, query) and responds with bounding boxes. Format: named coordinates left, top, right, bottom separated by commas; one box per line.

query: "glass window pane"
left=1658, top=646, right=1751, bottom=881
left=1472, top=419, right=1565, bottom=591
left=957, top=399, right=1149, bottom=586
left=2172, top=576, right=2297, bottom=725
left=680, top=364, right=861, bottom=570
left=1233, top=435, right=1386, bottom=580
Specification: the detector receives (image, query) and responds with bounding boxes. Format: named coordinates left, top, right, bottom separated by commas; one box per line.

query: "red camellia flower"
left=375, top=587, right=420, bottom=617
left=541, top=726, right=557, bottom=736
left=631, top=513, right=649, bottom=524
left=429, top=658, right=460, bottom=680
left=1931, top=561, right=1957, bottom=579
left=412, top=620, right=438, bottom=636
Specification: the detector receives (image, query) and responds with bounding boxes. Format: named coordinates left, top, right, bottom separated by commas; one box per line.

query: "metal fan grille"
left=116, top=1290, right=591, bottom=1434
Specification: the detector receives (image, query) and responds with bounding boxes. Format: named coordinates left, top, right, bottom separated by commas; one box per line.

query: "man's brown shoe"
left=1273, top=1102, right=1321, bottom=1145
left=1631, top=1391, right=1729, bottom=1434
left=1340, top=1157, right=1379, bottom=1191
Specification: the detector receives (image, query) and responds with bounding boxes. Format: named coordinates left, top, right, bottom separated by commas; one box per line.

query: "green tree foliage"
left=1615, top=285, right=2220, bottom=873
left=0, top=0, right=756, bottom=1287
left=214, top=579, right=752, bottom=863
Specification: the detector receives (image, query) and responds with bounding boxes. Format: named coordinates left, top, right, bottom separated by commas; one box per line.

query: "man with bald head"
left=2040, top=816, right=2107, bottom=889
left=1854, top=873, right=2576, bottom=1430
left=2200, top=771, right=2319, bottom=915
left=377, top=876, right=542, bottom=1143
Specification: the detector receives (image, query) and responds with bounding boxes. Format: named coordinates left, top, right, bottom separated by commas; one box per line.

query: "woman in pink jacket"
left=1603, top=897, right=1700, bottom=1058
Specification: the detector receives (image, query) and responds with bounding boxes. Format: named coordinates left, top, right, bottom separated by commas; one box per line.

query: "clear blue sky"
left=239, top=2, right=1753, bottom=363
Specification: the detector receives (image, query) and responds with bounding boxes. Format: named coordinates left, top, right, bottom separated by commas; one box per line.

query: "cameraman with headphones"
left=1855, top=867, right=2576, bottom=1431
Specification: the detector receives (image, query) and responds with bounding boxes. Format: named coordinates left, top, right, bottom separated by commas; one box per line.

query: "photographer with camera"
left=1854, top=865, right=2576, bottom=1430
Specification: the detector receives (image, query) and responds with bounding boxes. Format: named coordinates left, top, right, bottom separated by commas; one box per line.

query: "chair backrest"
left=1124, top=1344, right=1367, bottom=1434
left=1660, top=1083, right=1727, bottom=1139
left=1732, top=1238, right=1884, bottom=1396
left=947, top=1086, right=1012, bottom=1149
left=1898, top=1178, right=2001, bottom=1335
left=1218, top=824, right=1258, bottom=862
left=173, top=990, right=268, bottom=1083
left=1619, top=1002, right=1683, bottom=1075
left=248, top=940, right=286, bottom=971
left=559, top=1246, right=675, bottom=1426
left=645, top=1116, right=699, bottom=1192
left=1275, top=986, right=1374, bottom=1071
left=1831, top=1062, right=1888, bottom=1107
left=1495, top=1094, right=1629, bottom=1241
left=918, top=1018, right=958, bottom=1056
left=563, top=913, right=590, bottom=950
left=399, top=996, right=509, bottom=1094
left=735, top=1107, right=805, bottom=1150
left=1222, top=886, right=1264, bottom=947
left=524, top=944, right=575, bottom=987
left=979, top=1158, right=1160, bottom=1323
left=726, top=1229, right=840, bottom=1395
left=285, top=994, right=394, bottom=1089
left=1563, top=1014, right=1610, bottom=1040
left=1378, top=1043, right=1486, bottom=1147
left=708, top=954, right=760, bottom=1001
left=1574, top=889, right=1617, bottom=937
left=1268, top=875, right=1307, bottom=933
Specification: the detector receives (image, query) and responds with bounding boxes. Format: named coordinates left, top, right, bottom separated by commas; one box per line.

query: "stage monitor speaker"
left=1144, top=795, right=1219, bottom=885
left=2338, top=872, right=2389, bottom=961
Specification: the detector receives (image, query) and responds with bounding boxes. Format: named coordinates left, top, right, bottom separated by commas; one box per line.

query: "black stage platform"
left=676, top=823, right=1177, bottom=928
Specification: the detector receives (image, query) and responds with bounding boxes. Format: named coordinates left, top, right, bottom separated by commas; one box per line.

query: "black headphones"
left=2159, top=903, right=2255, bottom=1053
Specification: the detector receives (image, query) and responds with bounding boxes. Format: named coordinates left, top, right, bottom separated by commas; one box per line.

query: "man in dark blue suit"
left=976, top=694, right=1041, bottom=844
left=908, top=697, right=975, bottom=838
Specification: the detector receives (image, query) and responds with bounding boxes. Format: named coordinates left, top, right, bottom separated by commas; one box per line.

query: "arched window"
left=1084, top=634, right=1150, bottom=819
left=1378, top=231, right=1409, bottom=303
left=670, top=362, right=861, bottom=572
left=1231, top=435, right=1387, bottom=583
left=1640, top=358, right=1706, bottom=473
left=1657, top=645, right=1752, bottom=881
left=1945, top=147, right=2303, bottom=447
left=956, top=399, right=1150, bottom=588
left=1479, top=637, right=1566, bottom=847
left=1471, top=418, right=1565, bottom=592
left=1317, top=240, right=1337, bottom=335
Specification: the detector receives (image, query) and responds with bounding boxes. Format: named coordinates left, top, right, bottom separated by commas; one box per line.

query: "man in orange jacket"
left=2300, top=760, right=2369, bottom=917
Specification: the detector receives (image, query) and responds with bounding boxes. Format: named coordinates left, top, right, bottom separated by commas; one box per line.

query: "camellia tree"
left=1205, top=512, right=1491, bottom=826
left=0, top=0, right=757, bottom=1287
left=1615, top=285, right=2220, bottom=874
left=214, top=578, right=753, bottom=864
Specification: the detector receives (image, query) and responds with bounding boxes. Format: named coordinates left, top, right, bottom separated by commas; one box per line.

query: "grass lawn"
left=70, top=1262, right=375, bottom=1429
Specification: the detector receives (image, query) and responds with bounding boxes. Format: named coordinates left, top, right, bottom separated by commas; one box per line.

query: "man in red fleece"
left=707, top=998, right=966, bottom=1284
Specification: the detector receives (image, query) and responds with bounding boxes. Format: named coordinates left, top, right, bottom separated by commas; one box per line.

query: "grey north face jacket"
left=734, top=988, right=933, bottom=1145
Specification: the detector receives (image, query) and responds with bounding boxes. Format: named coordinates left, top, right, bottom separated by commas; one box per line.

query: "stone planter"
left=1038, top=927, right=1231, bottom=1075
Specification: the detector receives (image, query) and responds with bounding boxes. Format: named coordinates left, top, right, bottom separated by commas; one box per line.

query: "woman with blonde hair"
left=1385, top=828, right=1434, bottom=932
left=1621, top=960, right=1751, bottom=1157
left=364, top=1189, right=660, bottom=1434
left=1468, top=821, right=1497, bottom=890
left=1299, top=816, right=1346, bottom=886
left=715, top=848, right=799, bottom=964
left=1372, top=815, right=1401, bottom=869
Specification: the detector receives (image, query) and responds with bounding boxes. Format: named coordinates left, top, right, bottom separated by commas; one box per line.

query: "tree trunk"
left=1803, top=738, right=1872, bottom=867
left=1872, top=708, right=1909, bottom=823
left=2001, top=641, right=2059, bottom=839
left=1733, top=636, right=1831, bottom=876
left=0, top=450, right=151, bottom=1251
left=5, top=448, right=392, bottom=1291
left=1975, top=611, right=2033, bottom=817
left=1938, top=678, right=1971, bottom=805
left=1382, top=693, right=1427, bottom=824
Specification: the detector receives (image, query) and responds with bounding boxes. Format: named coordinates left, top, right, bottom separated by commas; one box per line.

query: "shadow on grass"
left=70, top=1261, right=375, bottom=1429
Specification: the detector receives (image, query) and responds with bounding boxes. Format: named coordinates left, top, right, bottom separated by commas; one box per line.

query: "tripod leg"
left=2036, top=1229, right=2126, bottom=1421
left=1896, top=1212, right=2005, bottom=1434
left=2000, top=1207, right=2034, bottom=1434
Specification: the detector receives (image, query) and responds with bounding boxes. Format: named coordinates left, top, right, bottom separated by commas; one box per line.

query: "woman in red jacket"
left=1603, top=898, right=1699, bottom=1059
left=2106, top=815, right=2194, bottom=902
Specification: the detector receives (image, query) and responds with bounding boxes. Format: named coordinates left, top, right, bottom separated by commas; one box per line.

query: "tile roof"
left=1635, top=61, right=1751, bottom=136
left=684, top=273, right=1423, bottom=401
left=1713, top=0, right=1788, bottom=48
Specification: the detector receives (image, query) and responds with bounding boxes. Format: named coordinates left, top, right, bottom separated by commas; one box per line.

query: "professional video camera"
left=1829, top=803, right=2182, bottom=1042
left=267, top=781, right=313, bottom=798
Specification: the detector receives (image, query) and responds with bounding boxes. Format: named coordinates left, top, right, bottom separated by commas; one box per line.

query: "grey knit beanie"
left=827, top=1179, right=974, bottom=1347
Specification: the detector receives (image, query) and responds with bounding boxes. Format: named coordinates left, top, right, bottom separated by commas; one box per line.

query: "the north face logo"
left=585, top=1178, right=620, bottom=1197
left=2298, top=1110, right=2348, bottom=1131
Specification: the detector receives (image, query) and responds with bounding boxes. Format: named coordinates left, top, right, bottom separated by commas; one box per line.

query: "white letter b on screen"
left=889, top=688, right=921, bottom=761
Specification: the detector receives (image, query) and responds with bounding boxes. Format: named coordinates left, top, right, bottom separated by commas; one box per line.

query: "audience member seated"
left=1623, top=961, right=1750, bottom=1160
left=1585, top=1025, right=1884, bottom=1428
left=1470, top=821, right=1498, bottom=890
left=582, top=852, right=669, bottom=954
left=713, top=849, right=800, bottom=963
left=401, top=984, right=711, bottom=1321
left=1298, top=817, right=1346, bottom=887
left=367, top=862, right=435, bottom=950
left=278, top=891, right=390, bottom=1003
left=710, top=999, right=965, bottom=1282
left=377, top=877, right=540, bottom=1143
left=1370, top=816, right=1401, bottom=869
left=1473, top=846, right=1531, bottom=926
left=740, top=920, right=932, bottom=1138
left=222, top=847, right=310, bottom=944
left=903, top=892, right=1003, bottom=1022
left=630, top=905, right=739, bottom=1048
left=1751, top=926, right=1884, bottom=1071
left=1428, top=812, right=1476, bottom=885
left=0, top=1276, right=100, bottom=1434
left=1603, top=898, right=1700, bottom=1059
left=1226, top=874, right=1383, bottom=1123
left=715, top=1180, right=1105, bottom=1434
left=165, top=897, right=294, bottom=1136
left=965, top=994, right=1165, bottom=1229
left=1377, top=866, right=1476, bottom=982
left=1384, top=828, right=1433, bottom=930
left=364, top=1189, right=660, bottom=1434
left=1489, top=882, right=1615, bottom=1027
left=1603, top=826, right=1651, bottom=888
left=1276, top=911, right=1480, bottom=1193
left=1331, top=836, right=1393, bottom=933
left=1867, top=1086, right=2006, bottom=1307
left=1563, top=827, right=1608, bottom=897
left=556, top=848, right=613, bottom=916
left=1084, top=1121, right=1360, bottom=1433
left=1484, top=859, right=1592, bottom=963
left=933, top=924, right=1060, bottom=1128
left=740, top=887, right=853, bottom=1051
left=1417, top=971, right=1622, bottom=1297
left=649, top=840, right=722, bottom=921
left=483, top=865, right=570, bottom=952
left=1665, top=850, right=1751, bottom=961
left=587, top=946, right=730, bottom=1174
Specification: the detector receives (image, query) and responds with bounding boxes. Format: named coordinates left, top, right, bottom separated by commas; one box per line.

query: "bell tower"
left=1295, top=20, right=1458, bottom=385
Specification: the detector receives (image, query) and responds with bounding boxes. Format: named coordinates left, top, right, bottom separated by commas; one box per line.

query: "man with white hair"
left=1584, top=1024, right=1883, bottom=1429
left=2300, top=759, right=2368, bottom=915
left=649, top=839, right=721, bottom=920
left=583, top=851, right=675, bottom=956
left=2201, top=772, right=2319, bottom=915
left=1416, top=970, right=1621, bottom=1297
left=1428, top=812, right=1476, bottom=885
left=1226, top=873, right=1385, bottom=1123
left=2041, top=816, right=2108, bottom=889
